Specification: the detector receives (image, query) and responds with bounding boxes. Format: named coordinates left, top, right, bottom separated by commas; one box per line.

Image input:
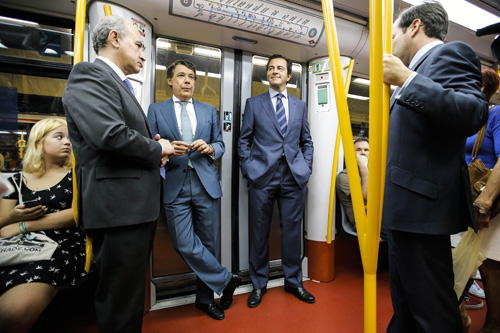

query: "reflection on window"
left=251, top=55, right=302, bottom=99
left=154, top=39, right=222, bottom=110
left=347, top=76, right=370, bottom=138
left=0, top=16, right=73, bottom=65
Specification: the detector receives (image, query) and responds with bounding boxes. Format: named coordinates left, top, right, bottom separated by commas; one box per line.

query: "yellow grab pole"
left=320, top=0, right=367, bottom=257
left=104, top=4, right=112, bottom=16
left=327, top=59, right=355, bottom=244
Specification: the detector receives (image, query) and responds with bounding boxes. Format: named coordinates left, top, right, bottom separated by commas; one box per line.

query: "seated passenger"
left=336, top=137, right=369, bottom=231
left=0, top=118, right=87, bottom=333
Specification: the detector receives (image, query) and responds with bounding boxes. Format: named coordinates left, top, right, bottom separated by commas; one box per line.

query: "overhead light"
left=0, top=42, right=7, bottom=49
left=253, top=57, right=269, bottom=67
left=347, top=94, right=369, bottom=100
left=0, top=16, right=39, bottom=28
left=353, top=78, right=371, bottom=85
left=195, top=71, right=221, bottom=78
left=156, top=65, right=167, bottom=71
left=157, top=41, right=171, bottom=50
left=261, top=80, right=270, bottom=85
left=64, top=51, right=74, bottom=57
left=401, top=0, right=500, bottom=33
left=193, top=47, right=220, bottom=58
left=286, top=83, right=297, bottom=88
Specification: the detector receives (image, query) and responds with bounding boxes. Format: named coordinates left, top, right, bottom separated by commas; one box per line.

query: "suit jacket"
left=238, top=92, right=314, bottom=189
left=62, top=59, right=162, bottom=229
left=147, top=98, right=224, bottom=204
left=382, top=41, right=489, bottom=235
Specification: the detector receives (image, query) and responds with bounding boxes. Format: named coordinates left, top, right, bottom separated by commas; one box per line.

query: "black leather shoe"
left=220, top=274, right=242, bottom=310
left=284, top=285, right=315, bottom=303
left=195, top=302, right=225, bottom=320
left=247, top=287, right=267, bottom=308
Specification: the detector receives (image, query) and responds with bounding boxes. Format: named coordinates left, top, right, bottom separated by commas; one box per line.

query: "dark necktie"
left=276, top=93, right=287, bottom=135
left=123, top=79, right=134, bottom=95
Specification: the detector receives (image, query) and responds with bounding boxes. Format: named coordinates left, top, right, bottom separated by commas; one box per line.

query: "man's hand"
left=156, top=134, right=174, bottom=166
left=171, top=141, right=191, bottom=156
left=383, top=54, right=414, bottom=87
left=191, top=139, right=214, bottom=155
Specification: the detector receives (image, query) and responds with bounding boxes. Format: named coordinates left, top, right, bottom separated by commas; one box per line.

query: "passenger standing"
left=147, top=59, right=241, bottom=321
left=382, top=2, right=488, bottom=331
left=238, top=54, right=314, bottom=307
left=62, top=16, right=174, bottom=333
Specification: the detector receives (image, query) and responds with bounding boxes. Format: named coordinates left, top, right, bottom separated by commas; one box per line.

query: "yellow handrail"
left=327, top=59, right=355, bottom=244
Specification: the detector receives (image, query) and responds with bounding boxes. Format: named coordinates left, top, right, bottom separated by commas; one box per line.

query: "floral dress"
left=0, top=171, right=87, bottom=294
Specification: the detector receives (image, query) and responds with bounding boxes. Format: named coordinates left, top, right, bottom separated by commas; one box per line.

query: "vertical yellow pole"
left=72, top=0, right=89, bottom=272
left=327, top=59, right=355, bottom=244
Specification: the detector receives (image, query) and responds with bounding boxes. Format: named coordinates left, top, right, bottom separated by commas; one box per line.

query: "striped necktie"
left=123, top=79, right=134, bottom=95
left=275, top=93, right=287, bottom=135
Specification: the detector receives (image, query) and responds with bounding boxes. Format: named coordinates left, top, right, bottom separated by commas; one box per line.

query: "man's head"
left=166, top=59, right=197, bottom=101
left=91, top=16, right=146, bottom=75
left=481, top=68, right=500, bottom=102
left=392, top=1, right=448, bottom=66
left=266, top=54, right=292, bottom=93
left=354, top=137, right=369, bottom=160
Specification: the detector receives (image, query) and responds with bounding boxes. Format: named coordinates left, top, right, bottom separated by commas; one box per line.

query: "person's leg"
left=91, top=221, right=156, bottom=333
left=0, top=283, right=58, bottom=333
left=479, top=258, right=500, bottom=332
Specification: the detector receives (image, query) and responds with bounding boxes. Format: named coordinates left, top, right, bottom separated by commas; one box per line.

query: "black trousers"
left=89, top=221, right=157, bottom=333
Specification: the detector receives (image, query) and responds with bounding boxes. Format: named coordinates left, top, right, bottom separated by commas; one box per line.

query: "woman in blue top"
left=465, top=68, right=500, bottom=332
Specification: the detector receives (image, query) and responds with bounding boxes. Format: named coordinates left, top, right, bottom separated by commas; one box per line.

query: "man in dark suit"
left=382, top=2, right=489, bottom=331
left=238, top=54, right=314, bottom=307
left=62, top=16, right=174, bottom=332
left=147, top=59, right=241, bottom=320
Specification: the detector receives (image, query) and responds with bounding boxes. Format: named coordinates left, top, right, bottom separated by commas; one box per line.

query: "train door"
left=149, top=41, right=305, bottom=308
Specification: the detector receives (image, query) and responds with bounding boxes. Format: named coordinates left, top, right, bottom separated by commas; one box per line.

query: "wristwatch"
left=473, top=202, right=489, bottom=215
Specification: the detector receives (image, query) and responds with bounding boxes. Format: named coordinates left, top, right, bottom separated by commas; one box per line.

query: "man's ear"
left=410, top=19, right=422, bottom=37
left=108, top=30, right=120, bottom=48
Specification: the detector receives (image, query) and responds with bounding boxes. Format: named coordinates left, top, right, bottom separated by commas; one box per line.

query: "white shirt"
left=172, top=95, right=197, bottom=138
left=269, top=88, right=289, bottom=122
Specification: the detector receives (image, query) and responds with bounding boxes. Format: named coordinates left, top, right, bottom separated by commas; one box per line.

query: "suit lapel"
left=261, top=93, right=283, bottom=136
left=94, top=59, right=153, bottom=137
left=160, top=98, right=183, bottom=140
left=285, top=95, right=295, bottom=137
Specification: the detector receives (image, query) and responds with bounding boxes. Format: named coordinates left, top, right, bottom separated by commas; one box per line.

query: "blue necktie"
left=276, top=93, right=287, bottom=135
left=123, top=79, right=134, bottom=95
left=177, top=101, right=194, bottom=167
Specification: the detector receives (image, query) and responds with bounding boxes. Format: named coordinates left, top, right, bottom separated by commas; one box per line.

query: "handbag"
left=468, top=125, right=500, bottom=218
left=0, top=172, right=58, bottom=267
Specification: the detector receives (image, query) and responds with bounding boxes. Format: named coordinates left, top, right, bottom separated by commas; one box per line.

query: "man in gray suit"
left=62, top=16, right=174, bottom=332
left=147, top=59, right=241, bottom=320
left=238, top=54, right=314, bottom=307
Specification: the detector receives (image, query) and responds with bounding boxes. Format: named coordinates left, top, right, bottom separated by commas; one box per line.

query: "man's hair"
left=23, top=118, right=72, bottom=176
left=354, top=137, right=369, bottom=145
left=482, top=68, right=500, bottom=102
left=266, top=54, right=293, bottom=76
left=397, top=1, right=448, bottom=41
left=92, top=16, right=128, bottom=54
left=166, top=59, right=197, bottom=86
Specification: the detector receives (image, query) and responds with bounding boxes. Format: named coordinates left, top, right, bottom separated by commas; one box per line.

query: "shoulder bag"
left=0, top=172, right=58, bottom=267
left=468, top=125, right=500, bottom=218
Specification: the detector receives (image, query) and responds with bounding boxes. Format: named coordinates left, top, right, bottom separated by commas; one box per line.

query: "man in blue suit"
left=382, top=2, right=489, bottom=331
left=148, top=59, right=241, bottom=320
left=238, top=54, right=314, bottom=307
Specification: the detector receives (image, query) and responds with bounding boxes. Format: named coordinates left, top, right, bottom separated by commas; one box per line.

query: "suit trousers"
left=248, top=160, right=305, bottom=289
left=88, top=221, right=156, bottom=333
left=386, top=229, right=462, bottom=333
left=165, top=169, right=231, bottom=304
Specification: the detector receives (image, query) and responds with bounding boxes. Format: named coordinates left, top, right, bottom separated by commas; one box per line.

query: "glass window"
left=347, top=76, right=370, bottom=138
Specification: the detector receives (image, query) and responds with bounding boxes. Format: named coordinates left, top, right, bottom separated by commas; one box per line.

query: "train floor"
left=33, top=238, right=488, bottom=333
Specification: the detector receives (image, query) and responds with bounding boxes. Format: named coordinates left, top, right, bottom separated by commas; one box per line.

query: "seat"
left=339, top=203, right=358, bottom=237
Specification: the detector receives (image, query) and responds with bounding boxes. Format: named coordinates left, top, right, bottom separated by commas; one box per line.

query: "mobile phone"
left=24, top=198, right=41, bottom=208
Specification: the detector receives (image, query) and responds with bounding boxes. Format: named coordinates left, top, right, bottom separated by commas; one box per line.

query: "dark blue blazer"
left=238, top=92, right=313, bottom=189
left=147, top=98, right=224, bottom=204
left=382, top=41, right=489, bottom=235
